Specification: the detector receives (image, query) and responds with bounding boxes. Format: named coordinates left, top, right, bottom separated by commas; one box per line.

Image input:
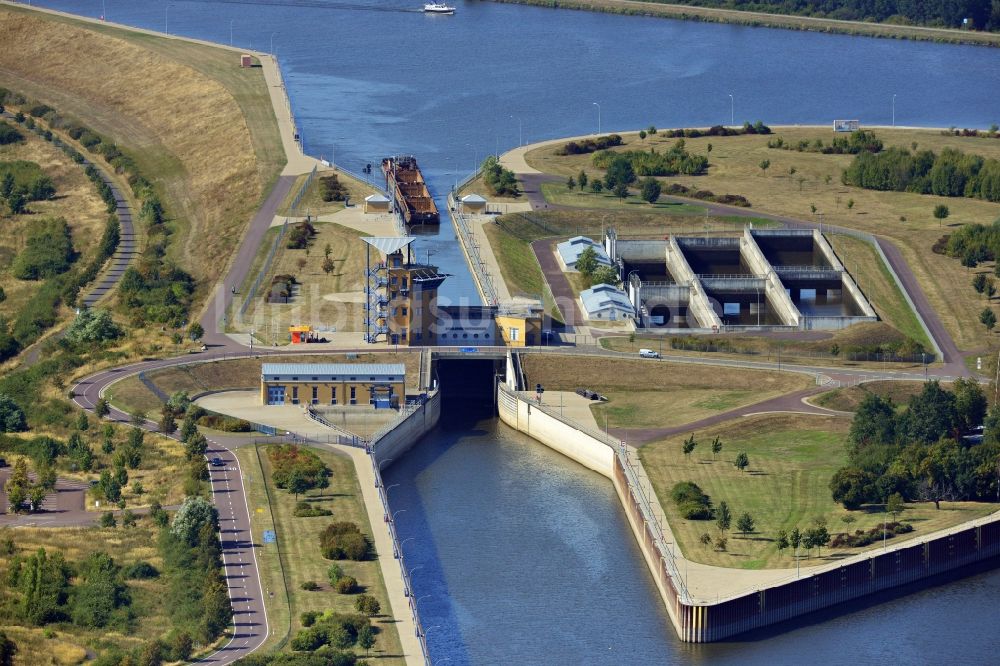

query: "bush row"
left=767, top=129, right=883, bottom=155
left=660, top=121, right=771, bottom=138
left=556, top=134, right=623, bottom=155
left=829, top=522, right=913, bottom=548
left=319, top=522, right=371, bottom=561
left=196, top=414, right=253, bottom=432
left=663, top=183, right=751, bottom=207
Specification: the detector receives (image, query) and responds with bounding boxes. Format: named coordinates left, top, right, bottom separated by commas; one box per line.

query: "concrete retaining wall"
left=370, top=392, right=441, bottom=467
left=497, top=387, right=614, bottom=477
left=741, top=229, right=802, bottom=326
left=812, top=230, right=877, bottom=319
left=666, top=238, right=722, bottom=329
left=496, top=380, right=1000, bottom=643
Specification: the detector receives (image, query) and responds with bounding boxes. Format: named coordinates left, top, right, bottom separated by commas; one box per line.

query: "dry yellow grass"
left=640, top=414, right=997, bottom=569
left=0, top=521, right=171, bottom=657
left=276, top=170, right=378, bottom=217
left=521, top=353, right=812, bottom=428
left=241, top=222, right=370, bottom=338
left=0, top=7, right=278, bottom=299
left=526, top=127, right=1000, bottom=351
left=0, top=128, right=105, bottom=322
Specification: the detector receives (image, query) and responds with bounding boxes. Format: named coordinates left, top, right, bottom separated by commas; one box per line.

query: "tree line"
left=651, top=1, right=1000, bottom=31
left=842, top=145, right=1000, bottom=203
left=829, top=379, right=996, bottom=511
left=592, top=138, right=708, bottom=177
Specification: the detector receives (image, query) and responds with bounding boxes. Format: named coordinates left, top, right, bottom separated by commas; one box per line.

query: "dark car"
left=211, top=457, right=226, bottom=467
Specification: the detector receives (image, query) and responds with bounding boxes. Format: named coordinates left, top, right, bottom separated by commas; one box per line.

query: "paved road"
left=531, top=238, right=581, bottom=327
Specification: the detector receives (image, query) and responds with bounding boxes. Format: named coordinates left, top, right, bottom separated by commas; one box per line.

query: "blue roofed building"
left=556, top=236, right=613, bottom=272
left=579, top=284, right=635, bottom=321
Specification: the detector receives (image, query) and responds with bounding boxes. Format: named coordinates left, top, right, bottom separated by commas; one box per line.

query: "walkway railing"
left=498, top=382, right=692, bottom=603
left=449, top=194, right=501, bottom=306
left=369, top=456, right=431, bottom=664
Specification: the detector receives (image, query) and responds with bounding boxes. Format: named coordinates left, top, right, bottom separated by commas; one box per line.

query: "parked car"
left=639, top=348, right=660, bottom=359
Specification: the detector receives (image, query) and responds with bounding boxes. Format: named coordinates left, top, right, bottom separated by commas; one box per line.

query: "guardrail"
left=369, top=434, right=432, bottom=665
left=450, top=193, right=501, bottom=306
left=498, top=382, right=692, bottom=603
left=303, top=406, right=365, bottom=446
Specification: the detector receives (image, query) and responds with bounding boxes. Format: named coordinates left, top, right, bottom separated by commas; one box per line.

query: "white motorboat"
left=423, top=3, right=455, bottom=14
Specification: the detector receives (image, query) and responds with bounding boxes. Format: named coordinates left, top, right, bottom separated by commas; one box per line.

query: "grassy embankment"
left=0, top=127, right=105, bottom=328
left=239, top=221, right=371, bottom=340
left=526, top=127, right=1000, bottom=351
left=486, top=0, right=1000, bottom=47
left=0, top=5, right=285, bottom=312
left=521, top=354, right=812, bottom=429
left=600, top=321, right=930, bottom=371
left=812, top=380, right=932, bottom=412
left=106, top=353, right=421, bottom=416
left=275, top=170, right=377, bottom=218
left=235, top=445, right=404, bottom=664
left=0, top=519, right=175, bottom=663
left=640, top=413, right=997, bottom=569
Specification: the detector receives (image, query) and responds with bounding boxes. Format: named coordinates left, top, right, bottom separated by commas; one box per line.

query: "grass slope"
left=640, top=414, right=996, bottom=569
left=0, top=6, right=284, bottom=301
left=521, top=354, right=812, bottom=429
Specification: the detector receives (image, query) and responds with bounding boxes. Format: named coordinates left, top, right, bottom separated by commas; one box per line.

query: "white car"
left=639, top=348, right=660, bottom=359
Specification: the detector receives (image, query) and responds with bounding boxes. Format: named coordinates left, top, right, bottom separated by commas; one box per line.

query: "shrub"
left=0, top=394, right=27, bottom=433
left=0, top=121, right=23, bottom=145
left=320, top=522, right=371, bottom=561
left=327, top=564, right=343, bottom=586
left=300, top=580, right=320, bottom=591
left=196, top=414, right=253, bottom=432
left=593, top=141, right=708, bottom=177
left=286, top=221, right=316, bottom=249
left=11, top=217, right=75, bottom=280
left=300, top=610, right=319, bottom=627
left=124, top=561, right=159, bottom=579
left=269, top=445, right=331, bottom=494
left=319, top=174, right=347, bottom=202
left=829, top=522, right=914, bottom=548
left=354, top=594, right=381, bottom=617
left=556, top=134, right=624, bottom=155
left=335, top=576, right=358, bottom=594
left=670, top=481, right=713, bottom=520
left=294, top=501, right=333, bottom=517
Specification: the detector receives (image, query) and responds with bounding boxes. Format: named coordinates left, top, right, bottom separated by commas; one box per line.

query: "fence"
left=450, top=193, right=502, bottom=306
left=370, top=447, right=432, bottom=664
left=498, top=382, right=692, bottom=602
left=238, top=166, right=317, bottom=317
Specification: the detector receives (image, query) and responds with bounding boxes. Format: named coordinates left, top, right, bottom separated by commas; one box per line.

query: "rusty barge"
left=382, top=155, right=440, bottom=226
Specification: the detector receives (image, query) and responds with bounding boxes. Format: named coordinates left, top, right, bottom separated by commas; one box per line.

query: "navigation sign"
left=460, top=347, right=478, bottom=353
left=263, top=530, right=276, bottom=544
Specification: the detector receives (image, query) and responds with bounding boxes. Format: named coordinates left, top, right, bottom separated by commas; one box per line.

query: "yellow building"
left=261, top=363, right=405, bottom=409
left=496, top=310, right=544, bottom=347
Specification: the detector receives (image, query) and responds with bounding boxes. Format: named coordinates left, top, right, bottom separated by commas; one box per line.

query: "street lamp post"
left=592, top=102, right=601, bottom=135
left=728, top=93, right=734, bottom=126
left=391, top=508, right=407, bottom=523
left=270, top=32, right=277, bottom=56
left=378, top=458, right=393, bottom=472
left=230, top=20, right=234, bottom=46
left=165, top=5, right=170, bottom=34
left=510, top=115, right=522, bottom=146
left=892, top=94, right=896, bottom=127
left=466, top=143, right=478, bottom=174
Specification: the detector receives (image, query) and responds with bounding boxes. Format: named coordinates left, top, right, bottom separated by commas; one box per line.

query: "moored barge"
left=382, top=155, right=440, bottom=226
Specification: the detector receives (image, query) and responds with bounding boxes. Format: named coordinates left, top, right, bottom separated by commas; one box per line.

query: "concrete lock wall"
left=370, top=391, right=441, bottom=466
left=811, top=230, right=877, bottom=320
left=741, top=229, right=802, bottom=327
left=666, top=238, right=722, bottom=329
left=496, top=380, right=1000, bottom=643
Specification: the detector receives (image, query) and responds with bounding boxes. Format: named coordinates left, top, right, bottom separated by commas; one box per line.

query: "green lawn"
left=484, top=223, right=545, bottom=299
left=640, top=414, right=996, bottom=569
left=540, top=181, right=707, bottom=213
left=235, top=444, right=404, bottom=664
left=827, top=233, right=932, bottom=351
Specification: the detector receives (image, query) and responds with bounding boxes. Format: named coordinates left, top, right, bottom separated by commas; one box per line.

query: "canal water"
left=28, top=1, right=1000, bottom=662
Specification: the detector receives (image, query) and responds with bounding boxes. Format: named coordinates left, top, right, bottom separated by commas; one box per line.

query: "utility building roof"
left=364, top=194, right=390, bottom=203
left=580, top=284, right=633, bottom=320
left=362, top=236, right=415, bottom=255
left=262, top=363, right=406, bottom=381
left=556, top=236, right=612, bottom=271
left=461, top=194, right=487, bottom=203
